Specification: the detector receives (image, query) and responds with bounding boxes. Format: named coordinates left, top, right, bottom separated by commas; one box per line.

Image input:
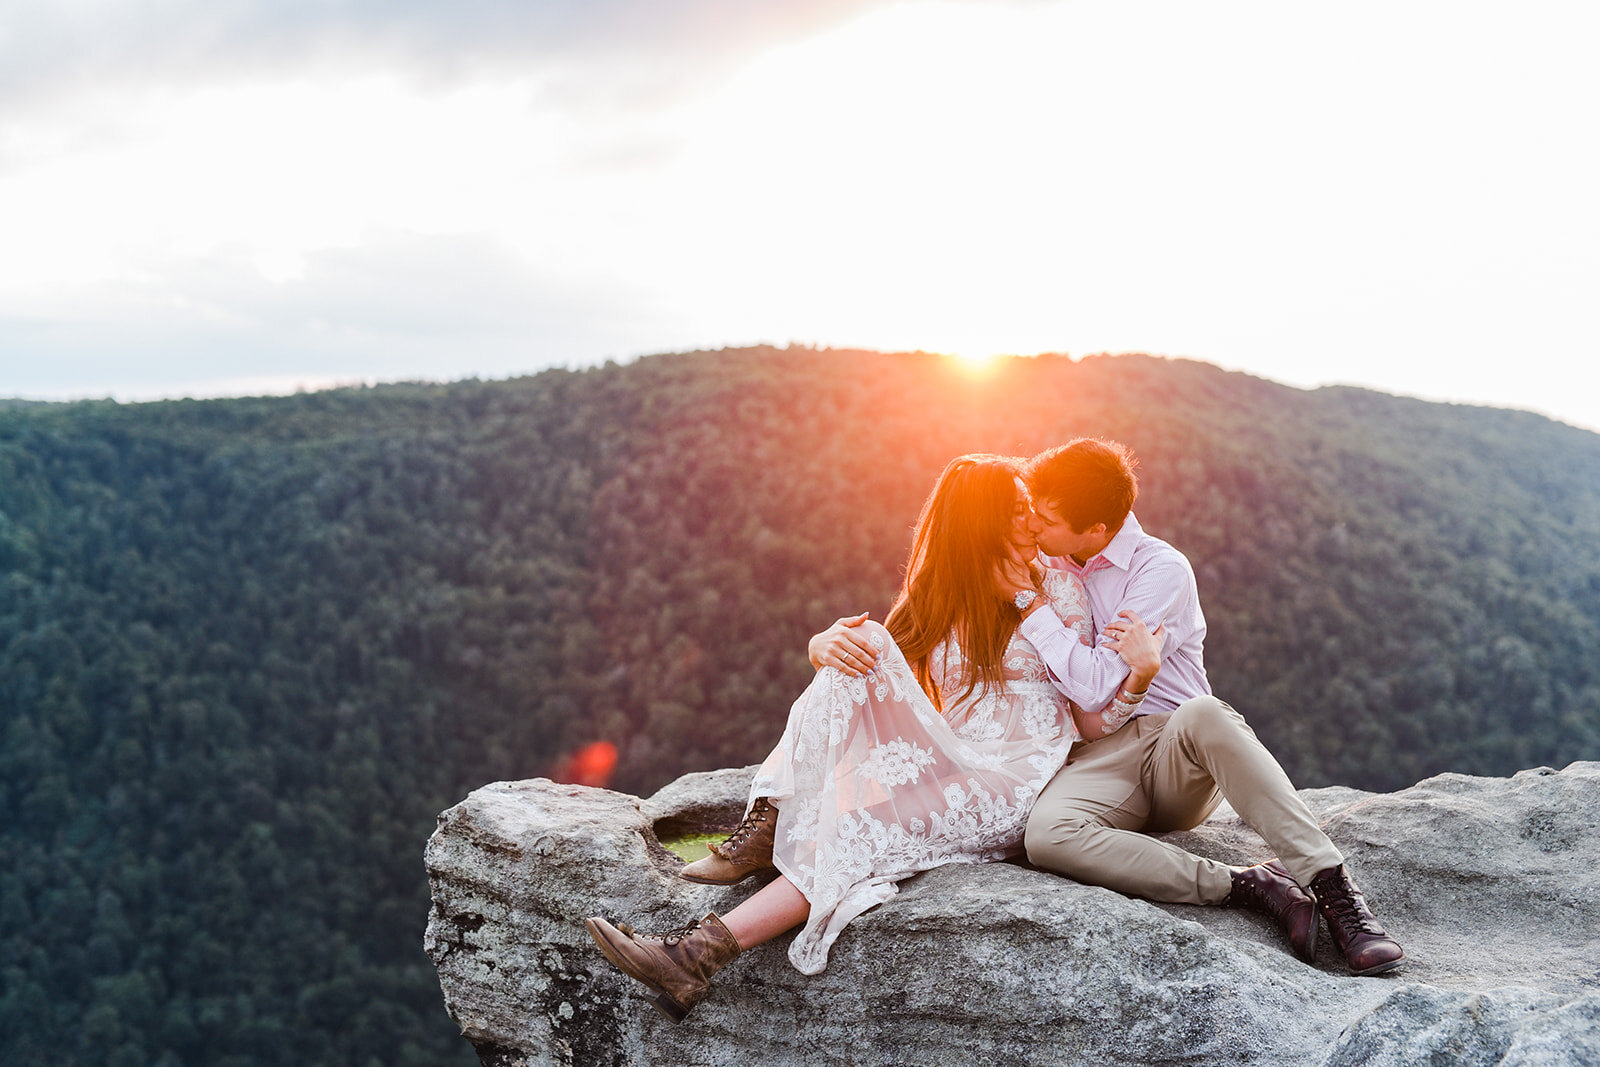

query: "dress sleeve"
left=1098, top=691, right=1144, bottom=732
left=1041, top=570, right=1142, bottom=732
left=1041, top=570, right=1092, bottom=643
left=1023, top=572, right=1133, bottom=713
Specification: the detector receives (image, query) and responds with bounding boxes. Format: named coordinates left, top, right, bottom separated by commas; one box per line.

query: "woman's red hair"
left=886, top=454, right=1032, bottom=710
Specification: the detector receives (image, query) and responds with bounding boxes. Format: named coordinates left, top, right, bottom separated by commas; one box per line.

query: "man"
left=1001, top=438, right=1403, bottom=975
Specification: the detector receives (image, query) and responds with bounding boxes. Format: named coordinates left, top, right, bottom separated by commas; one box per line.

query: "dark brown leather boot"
left=1310, top=864, right=1405, bottom=976
left=679, top=797, right=778, bottom=885
left=584, top=912, right=743, bottom=1022
left=1226, top=859, right=1320, bottom=962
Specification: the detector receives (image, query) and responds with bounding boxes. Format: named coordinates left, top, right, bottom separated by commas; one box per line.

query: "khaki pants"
left=1023, top=696, right=1344, bottom=904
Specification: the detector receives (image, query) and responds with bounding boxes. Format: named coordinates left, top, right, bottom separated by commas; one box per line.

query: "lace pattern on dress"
left=748, top=569, right=1096, bottom=974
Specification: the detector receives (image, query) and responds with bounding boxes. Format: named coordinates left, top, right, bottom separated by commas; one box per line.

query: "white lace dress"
left=749, top=569, right=1122, bottom=974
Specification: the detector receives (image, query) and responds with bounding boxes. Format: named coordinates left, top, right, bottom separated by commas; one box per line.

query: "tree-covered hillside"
left=2, top=348, right=1597, bottom=1066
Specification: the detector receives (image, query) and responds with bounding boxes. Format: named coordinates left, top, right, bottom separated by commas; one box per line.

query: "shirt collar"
left=1043, top=512, right=1144, bottom=575
left=1098, top=511, right=1144, bottom=571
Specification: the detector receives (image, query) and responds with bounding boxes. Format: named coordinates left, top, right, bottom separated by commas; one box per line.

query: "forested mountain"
left=2, top=347, right=1598, bottom=1066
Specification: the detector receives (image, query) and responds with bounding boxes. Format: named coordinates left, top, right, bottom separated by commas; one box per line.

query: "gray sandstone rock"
left=424, top=762, right=1600, bottom=1067
left=1322, top=985, right=1600, bottom=1067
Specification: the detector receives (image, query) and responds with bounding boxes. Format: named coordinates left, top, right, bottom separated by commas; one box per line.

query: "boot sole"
left=1351, top=953, right=1405, bottom=977
left=679, top=867, right=769, bottom=885
left=1243, top=861, right=1321, bottom=965
left=584, top=918, right=693, bottom=1024
left=1291, top=905, right=1320, bottom=964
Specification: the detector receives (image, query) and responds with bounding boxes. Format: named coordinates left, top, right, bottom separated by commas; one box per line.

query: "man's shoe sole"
left=1351, top=953, right=1405, bottom=977
left=1292, top=906, right=1320, bottom=964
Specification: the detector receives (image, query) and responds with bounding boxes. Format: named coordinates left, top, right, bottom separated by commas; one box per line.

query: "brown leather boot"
left=1226, top=859, right=1320, bottom=963
left=584, top=912, right=743, bottom=1022
left=1310, top=864, right=1405, bottom=976
left=679, top=797, right=778, bottom=885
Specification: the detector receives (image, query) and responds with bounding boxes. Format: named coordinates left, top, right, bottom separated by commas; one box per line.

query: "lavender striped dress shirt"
left=1018, top=512, right=1212, bottom=718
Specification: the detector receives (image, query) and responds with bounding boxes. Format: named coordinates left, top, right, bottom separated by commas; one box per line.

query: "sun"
left=946, top=351, right=1003, bottom=376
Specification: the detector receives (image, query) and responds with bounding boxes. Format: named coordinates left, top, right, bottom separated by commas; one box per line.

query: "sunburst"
left=947, top=351, right=1003, bottom=376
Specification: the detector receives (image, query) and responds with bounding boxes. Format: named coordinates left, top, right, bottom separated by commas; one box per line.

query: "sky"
left=1, top=0, right=1597, bottom=432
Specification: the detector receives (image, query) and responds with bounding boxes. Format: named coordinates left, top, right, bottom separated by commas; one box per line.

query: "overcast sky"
left=2, top=0, right=1597, bottom=432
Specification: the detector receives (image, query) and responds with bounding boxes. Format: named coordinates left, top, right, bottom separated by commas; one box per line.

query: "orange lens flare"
left=552, top=740, right=619, bottom=788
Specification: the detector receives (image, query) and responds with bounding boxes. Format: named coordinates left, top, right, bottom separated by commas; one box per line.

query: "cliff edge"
left=424, top=762, right=1600, bottom=1066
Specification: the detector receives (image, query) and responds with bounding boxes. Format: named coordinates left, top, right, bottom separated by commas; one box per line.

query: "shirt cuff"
left=1019, top=603, right=1070, bottom=645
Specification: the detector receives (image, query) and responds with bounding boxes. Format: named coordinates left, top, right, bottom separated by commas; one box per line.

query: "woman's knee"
left=848, top=620, right=902, bottom=668
left=853, top=619, right=893, bottom=652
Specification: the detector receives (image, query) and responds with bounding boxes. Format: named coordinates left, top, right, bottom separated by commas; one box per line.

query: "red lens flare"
left=551, top=740, right=619, bottom=788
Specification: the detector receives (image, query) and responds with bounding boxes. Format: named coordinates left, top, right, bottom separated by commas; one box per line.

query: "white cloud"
left=0, top=0, right=905, bottom=111
left=0, top=231, right=685, bottom=397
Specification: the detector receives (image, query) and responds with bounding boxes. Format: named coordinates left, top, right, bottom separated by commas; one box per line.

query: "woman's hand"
left=808, top=612, right=877, bottom=677
left=992, top=554, right=1047, bottom=620
left=992, top=546, right=1042, bottom=608
left=1102, top=610, right=1164, bottom=692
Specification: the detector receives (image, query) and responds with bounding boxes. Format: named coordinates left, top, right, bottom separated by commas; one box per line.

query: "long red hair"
left=885, top=454, right=1032, bottom=710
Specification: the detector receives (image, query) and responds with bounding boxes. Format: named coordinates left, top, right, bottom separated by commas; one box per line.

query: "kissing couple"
left=587, top=438, right=1404, bottom=1022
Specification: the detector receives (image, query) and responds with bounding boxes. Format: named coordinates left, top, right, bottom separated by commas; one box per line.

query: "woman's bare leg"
left=720, top=874, right=810, bottom=949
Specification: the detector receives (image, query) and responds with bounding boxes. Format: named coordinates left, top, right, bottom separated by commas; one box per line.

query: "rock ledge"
left=425, top=762, right=1600, bottom=1066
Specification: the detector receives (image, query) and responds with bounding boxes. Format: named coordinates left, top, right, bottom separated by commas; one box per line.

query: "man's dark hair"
left=1026, top=438, right=1140, bottom=533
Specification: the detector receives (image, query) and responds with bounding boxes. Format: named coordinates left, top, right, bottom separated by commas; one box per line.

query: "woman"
left=585, top=455, right=1162, bottom=1022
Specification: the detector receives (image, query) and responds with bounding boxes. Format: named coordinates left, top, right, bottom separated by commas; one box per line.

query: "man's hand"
left=809, top=612, right=878, bottom=677
left=1102, top=609, right=1164, bottom=691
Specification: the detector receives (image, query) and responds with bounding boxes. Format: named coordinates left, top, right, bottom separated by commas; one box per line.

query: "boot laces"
left=716, top=800, right=771, bottom=852
left=661, top=918, right=704, bottom=946
left=1318, top=877, right=1382, bottom=937
left=615, top=917, right=703, bottom=945
left=1236, top=876, right=1288, bottom=919
left=1233, top=865, right=1300, bottom=917
left=1246, top=881, right=1283, bottom=918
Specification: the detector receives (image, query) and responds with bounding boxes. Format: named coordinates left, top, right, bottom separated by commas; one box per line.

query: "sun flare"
left=947, top=351, right=1003, bottom=375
